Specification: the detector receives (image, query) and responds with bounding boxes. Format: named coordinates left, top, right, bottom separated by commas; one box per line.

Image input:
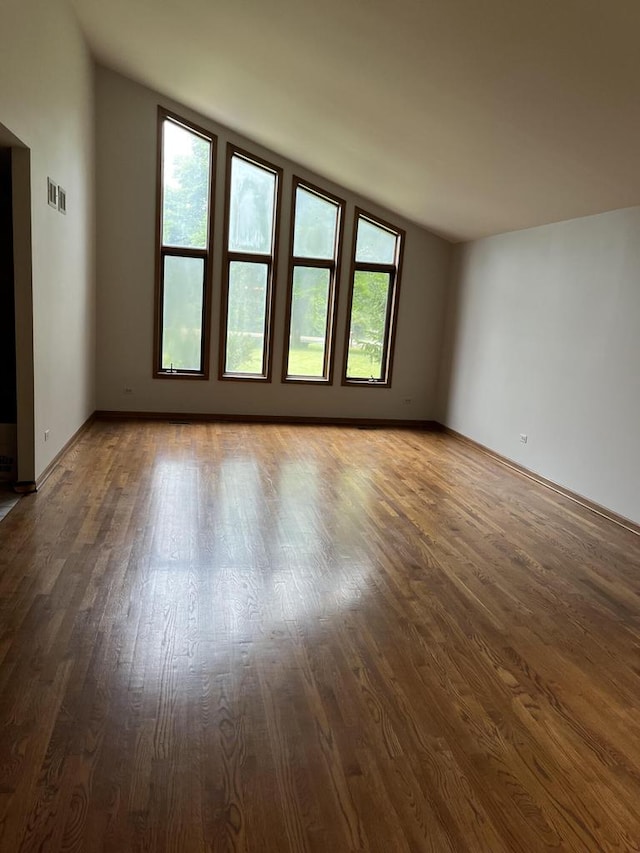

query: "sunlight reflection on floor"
left=146, top=452, right=376, bottom=643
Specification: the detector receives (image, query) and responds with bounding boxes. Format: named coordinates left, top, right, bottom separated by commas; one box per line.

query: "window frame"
left=282, top=177, right=345, bottom=384
left=153, top=107, right=217, bottom=380
left=342, top=207, right=405, bottom=387
left=219, top=144, right=282, bottom=382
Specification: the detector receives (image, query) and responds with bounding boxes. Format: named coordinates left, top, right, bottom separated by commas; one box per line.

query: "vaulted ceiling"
left=71, top=0, right=640, bottom=241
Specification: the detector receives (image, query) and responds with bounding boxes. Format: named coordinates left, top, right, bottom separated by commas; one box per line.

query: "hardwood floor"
left=0, top=419, right=639, bottom=852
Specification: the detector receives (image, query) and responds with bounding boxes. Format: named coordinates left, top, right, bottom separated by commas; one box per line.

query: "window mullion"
left=353, top=262, right=395, bottom=274
left=228, top=251, right=272, bottom=265
left=291, top=257, right=334, bottom=271
left=162, top=246, right=208, bottom=260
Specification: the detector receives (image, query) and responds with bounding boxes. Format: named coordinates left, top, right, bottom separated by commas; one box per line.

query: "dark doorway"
left=0, top=146, right=17, bottom=484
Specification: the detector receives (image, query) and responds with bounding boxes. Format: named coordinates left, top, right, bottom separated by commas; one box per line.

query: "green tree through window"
left=221, top=148, right=281, bottom=379
left=344, top=211, right=404, bottom=385
left=284, top=180, right=344, bottom=381
left=155, top=110, right=215, bottom=377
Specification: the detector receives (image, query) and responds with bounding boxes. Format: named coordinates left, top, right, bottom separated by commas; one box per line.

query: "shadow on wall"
left=436, top=244, right=464, bottom=424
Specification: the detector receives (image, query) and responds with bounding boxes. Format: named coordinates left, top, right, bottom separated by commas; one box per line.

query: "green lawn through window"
left=227, top=341, right=382, bottom=378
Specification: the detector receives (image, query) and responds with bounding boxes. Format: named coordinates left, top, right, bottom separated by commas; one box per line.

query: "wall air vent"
left=47, top=177, right=57, bottom=208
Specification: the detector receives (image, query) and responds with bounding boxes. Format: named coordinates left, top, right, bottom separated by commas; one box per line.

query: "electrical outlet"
left=402, top=397, right=413, bottom=405
left=124, top=387, right=133, bottom=395
left=44, top=429, right=50, bottom=442
left=520, top=433, right=528, bottom=444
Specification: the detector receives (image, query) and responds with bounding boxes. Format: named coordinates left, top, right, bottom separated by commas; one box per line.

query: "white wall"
left=95, top=67, right=450, bottom=422
left=439, top=207, right=640, bottom=525
left=0, top=0, right=95, bottom=479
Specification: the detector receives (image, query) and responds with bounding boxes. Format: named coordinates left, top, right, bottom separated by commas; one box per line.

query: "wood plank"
left=0, top=419, right=638, bottom=851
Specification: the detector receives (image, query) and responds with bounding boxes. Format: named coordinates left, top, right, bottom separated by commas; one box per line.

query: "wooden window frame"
left=153, top=108, right=216, bottom=380
left=219, top=144, right=282, bottom=382
left=282, top=178, right=345, bottom=384
left=342, top=208, right=405, bottom=387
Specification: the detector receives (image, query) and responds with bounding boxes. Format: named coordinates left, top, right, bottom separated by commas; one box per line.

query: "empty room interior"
left=1, top=0, right=640, bottom=849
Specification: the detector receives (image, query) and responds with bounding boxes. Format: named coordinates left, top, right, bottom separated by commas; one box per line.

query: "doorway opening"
left=0, top=121, right=35, bottom=492
left=0, top=146, right=18, bottom=492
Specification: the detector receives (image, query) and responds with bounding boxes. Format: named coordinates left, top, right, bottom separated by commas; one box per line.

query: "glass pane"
left=293, top=187, right=339, bottom=259
left=228, top=156, right=276, bottom=254
left=346, top=271, right=391, bottom=381
left=162, top=120, right=210, bottom=249
left=287, top=267, right=331, bottom=378
left=161, top=255, right=205, bottom=371
left=225, top=261, right=269, bottom=374
left=355, top=217, right=397, bottom=264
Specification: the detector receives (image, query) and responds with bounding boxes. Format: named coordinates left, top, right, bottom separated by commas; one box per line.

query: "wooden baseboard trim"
left=26, top=411, right=638, bottom=534
left=438, top=424, right=640, bottom=537
left=35, top=412, right=97, bottom=491
left=95, top=410, right=438, bottom=430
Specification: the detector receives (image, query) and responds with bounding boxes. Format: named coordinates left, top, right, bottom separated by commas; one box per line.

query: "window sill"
left=154, top=371, right=208, bottom=380
left=342, top=379, right=390, bottom=388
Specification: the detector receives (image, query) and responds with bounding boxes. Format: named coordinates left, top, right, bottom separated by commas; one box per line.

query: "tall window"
left=343, top=209, right=404, bottom=386
left=220, top=146, right=281, bottom=380
left=283, top=179, right=344, bottom=382
left=154, top=109, right=215, bottom=378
